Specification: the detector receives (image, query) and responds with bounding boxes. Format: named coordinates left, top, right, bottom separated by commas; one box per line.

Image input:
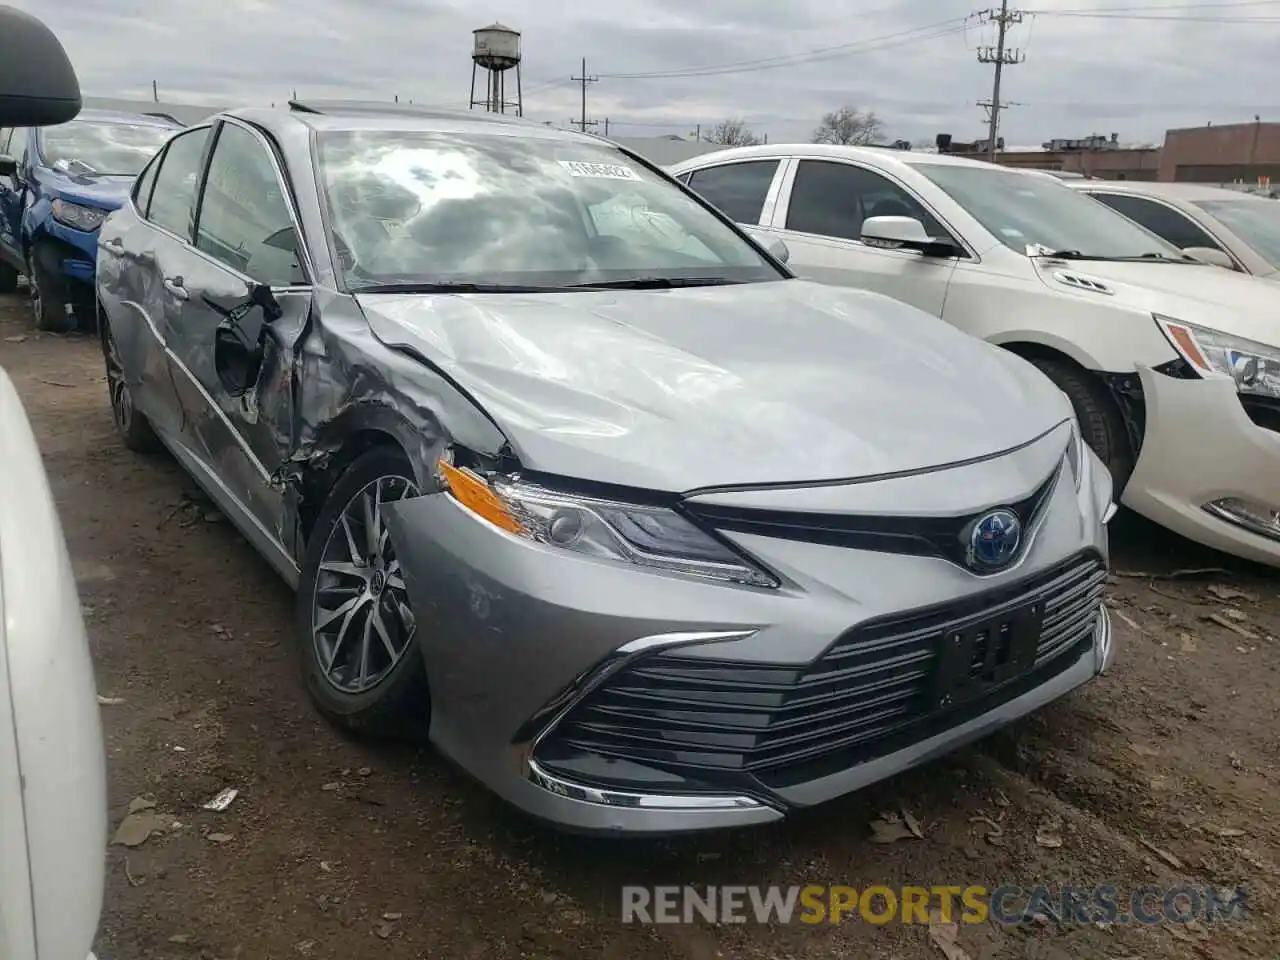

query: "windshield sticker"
left=559, top=160, right=641, bottom=180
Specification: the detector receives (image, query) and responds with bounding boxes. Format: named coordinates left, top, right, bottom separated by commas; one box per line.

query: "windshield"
left=914, top=163, right=1183, bottom=259
left=37, top=120, right=175, bottom=176
left=1195, top=199, right=1280, bottom=271
left=316, top=130, right=783, bottom=290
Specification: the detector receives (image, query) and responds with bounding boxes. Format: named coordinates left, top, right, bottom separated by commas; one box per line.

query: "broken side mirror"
left=208, top=284, right=282, bottom=397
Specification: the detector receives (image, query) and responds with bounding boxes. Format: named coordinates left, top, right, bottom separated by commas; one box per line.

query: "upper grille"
left=538, top=552, right=1106, bottom=791
left=682, top=461, right=1062, bottom=572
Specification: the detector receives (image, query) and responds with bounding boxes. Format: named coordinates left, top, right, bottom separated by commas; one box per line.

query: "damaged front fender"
left=272, top=289, right=512, bottom=558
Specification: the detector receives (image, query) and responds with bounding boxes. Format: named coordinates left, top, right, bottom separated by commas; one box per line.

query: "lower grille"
left=538, top=552, right=1106, bottom=791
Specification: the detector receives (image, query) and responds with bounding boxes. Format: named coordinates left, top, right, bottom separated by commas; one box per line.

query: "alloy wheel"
left=311, top=475, right=418, bottom=694
left=103, top=325, right=134, bottom=434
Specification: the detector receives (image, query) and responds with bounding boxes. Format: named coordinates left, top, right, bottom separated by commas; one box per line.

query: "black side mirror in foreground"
left=0, top=5, right=81, bottom=127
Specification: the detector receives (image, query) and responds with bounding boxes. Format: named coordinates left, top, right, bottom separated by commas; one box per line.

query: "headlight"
left=1156, top=315, right=1280, bottom=400
left=50, top=198, right=108, bottom=232
left=437, top=460, right=779, bottom=588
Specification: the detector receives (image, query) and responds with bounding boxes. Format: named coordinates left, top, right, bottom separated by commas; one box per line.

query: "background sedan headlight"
left=50, top=198, right=108, bottom=232
left=438, top=460, right=778, bottom=588
left=1156, top=315, right=1280, bottom=400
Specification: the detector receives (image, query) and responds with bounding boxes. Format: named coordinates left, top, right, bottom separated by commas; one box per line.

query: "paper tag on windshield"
left=559, top=160, right=640, bottom=180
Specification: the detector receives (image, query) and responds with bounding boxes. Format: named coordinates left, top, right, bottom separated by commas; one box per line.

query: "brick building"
left=943, top=120, right=1280, bottom=184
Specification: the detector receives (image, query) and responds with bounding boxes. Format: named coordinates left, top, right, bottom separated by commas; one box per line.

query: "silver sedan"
left=96, top=101, right=1115, bottom=834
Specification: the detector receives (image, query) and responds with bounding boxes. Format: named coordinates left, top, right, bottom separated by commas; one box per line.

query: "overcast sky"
left=19, top=0, right=1280, bottom=147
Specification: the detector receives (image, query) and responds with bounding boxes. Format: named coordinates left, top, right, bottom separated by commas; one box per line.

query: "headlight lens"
left=437, top=460, right=778, bottom=588
left=1156, top=315, right=1280, bottom=400
left=50, top=198, right=108, bottom=232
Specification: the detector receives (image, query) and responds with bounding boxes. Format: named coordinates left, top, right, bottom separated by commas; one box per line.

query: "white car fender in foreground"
left=0, top=365, right=106, bottom=960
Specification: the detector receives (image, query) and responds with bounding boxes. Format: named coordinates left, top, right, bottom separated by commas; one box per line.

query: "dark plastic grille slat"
left=542, top=552, right=1106, bottom=785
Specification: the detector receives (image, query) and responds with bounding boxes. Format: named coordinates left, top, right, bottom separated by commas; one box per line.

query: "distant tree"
left=708, top=118, right=763, bottom=146
left=811, top=106, right=885, bottom=146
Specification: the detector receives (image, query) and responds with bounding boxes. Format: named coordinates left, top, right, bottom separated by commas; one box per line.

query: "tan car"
left=1069, top=180, right=1280, bottom=279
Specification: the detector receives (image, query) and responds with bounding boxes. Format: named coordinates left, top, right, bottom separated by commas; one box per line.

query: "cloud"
left=16, top=0, right=1279, bottom=146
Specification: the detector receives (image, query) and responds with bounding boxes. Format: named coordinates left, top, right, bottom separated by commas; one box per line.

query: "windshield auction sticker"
left=558, top=160, right=641, bottom=180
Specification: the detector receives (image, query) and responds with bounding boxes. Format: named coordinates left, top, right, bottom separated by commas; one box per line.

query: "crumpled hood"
left=37, top=168, right=133, bottom=210
left=358, top=279, right=1072, bottom=492
left=1033, top=258, right=1280, bottom=347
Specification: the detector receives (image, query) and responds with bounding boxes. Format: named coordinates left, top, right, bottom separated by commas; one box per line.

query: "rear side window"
left=133, top=155, right=160, bottom=216
left=686, top=160, right=779, bottom=224
left=146, top=127, right=209, bottom=240
left=1089, top=192, right=1222, bottom=252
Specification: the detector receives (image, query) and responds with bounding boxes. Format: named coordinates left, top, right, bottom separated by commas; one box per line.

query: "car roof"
left=221, top=101, right=611, bottom=149
left=1067, top=180, right=1269, bottom=202
left=52, top=108, right=183, bottom=129
left=670, top=142, right=1005, bottom=177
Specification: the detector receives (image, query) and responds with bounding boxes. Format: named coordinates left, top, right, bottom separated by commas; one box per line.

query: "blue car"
left=0, top=109, right=180, bottom=331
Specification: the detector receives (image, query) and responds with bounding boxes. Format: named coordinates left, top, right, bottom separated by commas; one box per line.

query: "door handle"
left=163, top=276, right=189, bottom=300
left=101, top=238, right=124, bottom=253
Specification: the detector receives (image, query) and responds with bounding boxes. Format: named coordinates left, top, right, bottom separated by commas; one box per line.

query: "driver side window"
left=195, top=123, right=304, bottom=287
left=786, top=160, right=948, bottom=244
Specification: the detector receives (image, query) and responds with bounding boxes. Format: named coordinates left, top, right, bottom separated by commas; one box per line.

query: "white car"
left=669, top=145, right=1280, bottom=566
left=1066, top=180, right=1280, bottom=280
left=0, top=366, right=106, bottom=960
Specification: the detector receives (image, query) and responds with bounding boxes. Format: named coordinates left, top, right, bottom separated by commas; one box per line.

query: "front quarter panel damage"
left=274, top=288, right=510, bottom=558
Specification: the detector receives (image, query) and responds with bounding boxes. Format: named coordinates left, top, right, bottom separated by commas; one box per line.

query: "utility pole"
left=570, top=57, right=598, bottom=133
left=976, top=0, right=1024, bottom=162
left=152, top=80, right=158, bottom=103
left=603, top=118, right=609, bottom=136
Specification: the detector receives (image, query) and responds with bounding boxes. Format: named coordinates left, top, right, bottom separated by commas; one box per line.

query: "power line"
left=977, top=0, right=1025, bottom=162
left=1038, top=11, right=1280, bottom=18
left=596, top=18, right=971, bottom=80
left=1030, top=0, right=1279, bottom=10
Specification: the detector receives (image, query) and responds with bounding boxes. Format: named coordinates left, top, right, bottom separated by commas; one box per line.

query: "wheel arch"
left=999, top=338, right=1147, bottom=481
left=291, top=413, right=420, bottom=549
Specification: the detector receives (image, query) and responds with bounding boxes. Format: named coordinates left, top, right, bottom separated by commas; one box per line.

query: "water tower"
left=469, top=22, right=522, bottom=117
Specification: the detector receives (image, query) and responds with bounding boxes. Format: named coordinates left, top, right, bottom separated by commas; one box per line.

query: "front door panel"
left=162, top=249, right=306, bottom=533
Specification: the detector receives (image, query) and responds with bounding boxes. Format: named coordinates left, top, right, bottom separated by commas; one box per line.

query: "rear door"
left=163, top=117, right=312, bottom=537
left=98, top=125, right=213, bottom=444
left=770, top=158, right=961, bottom=315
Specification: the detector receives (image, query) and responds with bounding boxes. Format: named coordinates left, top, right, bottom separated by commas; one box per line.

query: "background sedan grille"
left=537, top=552, right=1106, bottom=790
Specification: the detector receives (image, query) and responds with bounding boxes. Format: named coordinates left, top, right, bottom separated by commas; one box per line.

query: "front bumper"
left=1122, top=365, right=1280, bottom=566
left=384, top=428, right=1112, bottom=834
left=33, top=221, right=98, bottom=285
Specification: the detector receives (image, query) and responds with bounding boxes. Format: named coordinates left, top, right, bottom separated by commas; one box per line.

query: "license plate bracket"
left=930, top=600, right=1045, bottom=709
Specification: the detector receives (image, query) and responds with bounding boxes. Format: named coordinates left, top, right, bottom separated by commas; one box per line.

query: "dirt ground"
left=1, top=291, right=1277, bottom=960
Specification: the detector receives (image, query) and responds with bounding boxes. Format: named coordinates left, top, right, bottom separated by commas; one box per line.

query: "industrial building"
left=941, top=120, right=1280, bottom=185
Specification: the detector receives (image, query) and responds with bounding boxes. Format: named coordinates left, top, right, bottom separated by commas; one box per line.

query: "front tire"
left=295, top=446, right=430, bottom=738
left=1029, top=357, right=1135, bottom=492
left=28, top=244, right=74, bottom=332
left=101, top=319, right=161, bottom=452
left=0, top=261, right=17, bottom=294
